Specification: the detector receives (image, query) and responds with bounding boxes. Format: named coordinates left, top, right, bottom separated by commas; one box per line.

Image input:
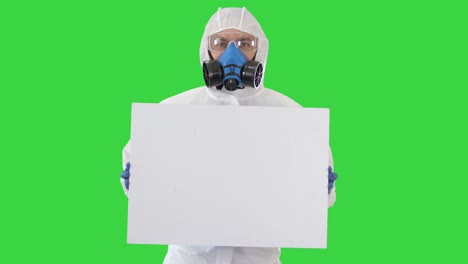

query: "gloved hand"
left=121, top=162, right=131, bottom=191
left=328, top=166, right=338, bottom=194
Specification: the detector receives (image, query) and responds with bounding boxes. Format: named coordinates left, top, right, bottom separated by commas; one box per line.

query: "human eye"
left=240, top=41, right=251, bottom=47
left=238, top=38, right=254, bottom=49
left=213, top=38, right=228, bottom=48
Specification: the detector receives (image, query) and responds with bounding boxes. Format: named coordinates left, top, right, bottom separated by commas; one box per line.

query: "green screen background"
left=1, top=0, right=467, bottom=263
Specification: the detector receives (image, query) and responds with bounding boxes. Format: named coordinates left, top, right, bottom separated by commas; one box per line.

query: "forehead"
left=213, top=28, right=256, bottom=38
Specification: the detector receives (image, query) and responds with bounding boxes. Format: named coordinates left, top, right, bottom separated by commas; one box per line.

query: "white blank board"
left=127, top=103, right=330, bottom=248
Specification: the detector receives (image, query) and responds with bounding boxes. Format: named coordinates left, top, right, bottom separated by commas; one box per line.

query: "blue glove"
left=121, top=162, right=131, bottom=191
left=328, top=166, right=338, bottom=194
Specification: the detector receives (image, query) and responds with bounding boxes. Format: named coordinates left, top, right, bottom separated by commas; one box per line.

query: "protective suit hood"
left=200, top=7, right=268, bottom=102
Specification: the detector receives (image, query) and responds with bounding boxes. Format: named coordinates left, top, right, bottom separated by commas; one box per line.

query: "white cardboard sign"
left=127, top=103, right=330, bottom=248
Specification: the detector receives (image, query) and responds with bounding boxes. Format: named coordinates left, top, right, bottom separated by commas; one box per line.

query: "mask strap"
left=239, top=7, right=246, bottom=28
left=217, top=7, right=223, bottom=31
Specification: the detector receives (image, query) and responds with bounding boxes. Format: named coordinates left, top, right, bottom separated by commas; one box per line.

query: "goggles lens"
left=208, top=32, right=258, bottom=52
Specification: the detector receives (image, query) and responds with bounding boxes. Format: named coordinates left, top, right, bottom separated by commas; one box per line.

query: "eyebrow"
left=216, top=37, right=228, bottom=42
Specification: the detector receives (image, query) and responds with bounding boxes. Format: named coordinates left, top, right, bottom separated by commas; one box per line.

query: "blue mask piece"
left=217, top=42, right=248, bottom=91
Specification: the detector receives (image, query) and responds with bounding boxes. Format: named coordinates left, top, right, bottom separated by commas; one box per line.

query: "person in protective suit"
left=120, top=7, right=339, bottom=264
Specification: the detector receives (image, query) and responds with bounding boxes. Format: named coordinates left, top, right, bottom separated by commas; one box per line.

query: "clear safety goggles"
left=208, top=32, right=258, bottom=52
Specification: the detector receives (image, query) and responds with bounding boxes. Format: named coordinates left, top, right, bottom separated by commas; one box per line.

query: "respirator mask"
left=203, top=31, right=264, bottom=91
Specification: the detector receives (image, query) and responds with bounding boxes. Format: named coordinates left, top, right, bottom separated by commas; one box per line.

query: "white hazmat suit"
left=121, top=7, right=337, bottom=264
